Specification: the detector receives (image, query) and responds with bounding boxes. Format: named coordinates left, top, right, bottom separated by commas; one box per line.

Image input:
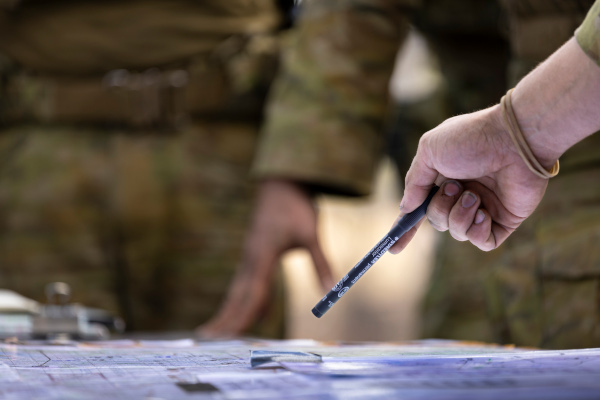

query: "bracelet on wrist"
left=500, top=89, right=560, bottom=179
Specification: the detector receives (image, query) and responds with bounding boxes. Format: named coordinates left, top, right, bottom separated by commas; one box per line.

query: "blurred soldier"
left=204, top=0, right=600, bottom=349
left=0, top=0, right=292, bottom=335
left=202, top=0, right=511, bottom=338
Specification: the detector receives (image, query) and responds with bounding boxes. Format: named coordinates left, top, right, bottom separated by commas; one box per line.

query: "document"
left=1, top=339, right=599, bottom=399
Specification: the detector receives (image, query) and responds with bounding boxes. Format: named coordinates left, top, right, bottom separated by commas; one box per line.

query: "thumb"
left=400, top=148, right=440, bottom=213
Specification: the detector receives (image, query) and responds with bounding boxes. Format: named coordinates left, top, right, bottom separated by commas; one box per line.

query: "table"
left=1, top=338, right=599, bottom=399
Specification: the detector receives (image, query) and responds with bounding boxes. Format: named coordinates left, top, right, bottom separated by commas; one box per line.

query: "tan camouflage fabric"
left=576, top=0, right=600, bottom=66
left=389, top=0, right=509, bottom=177
left=254, top=0, right=412, bottom=197
left=0, top=0, right=282, bottom=75
left=0, top=0, right=285, bottom=336
left=0, top=122, right=283, bottom=335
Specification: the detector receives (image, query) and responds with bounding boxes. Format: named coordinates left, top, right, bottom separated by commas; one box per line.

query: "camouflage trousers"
left=423, top=156, right=600, bottom=349
left=0, top=120, right=284, bottom=336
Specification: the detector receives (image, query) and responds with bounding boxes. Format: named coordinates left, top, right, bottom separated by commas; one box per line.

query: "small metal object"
left=0, top=283, right=125, bottom=340
left=45, top=282, right=71, bottom=305
left=250, top=350, right=322, bottom=368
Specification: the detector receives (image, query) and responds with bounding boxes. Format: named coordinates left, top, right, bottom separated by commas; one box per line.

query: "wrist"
left=509, top=89, right=562, bottom=171
left=488, top=103, right=535, bottom=170
left=507, top=38, right=600, bottom=169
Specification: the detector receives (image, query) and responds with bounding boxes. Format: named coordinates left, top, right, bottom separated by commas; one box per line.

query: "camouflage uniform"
left=255, top=0, right=413, bottom=196
left=0, top=0, right=285, bottom=335
left=256, top=0, right=600, bottom=348
left=256, top=0, right=508, bottom=193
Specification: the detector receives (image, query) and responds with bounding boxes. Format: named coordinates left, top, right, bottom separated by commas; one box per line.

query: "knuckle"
left=449, top=230, right=467, bottom=242
left=426, top=208, right=449, bottom=231
left=427, top=216, right=447, bottom=232
left=476, top=241, right=495, bottom=252
left=469, top=231, right=497, bottom=252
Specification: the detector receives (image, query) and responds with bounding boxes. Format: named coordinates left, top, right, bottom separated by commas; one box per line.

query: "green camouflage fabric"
left=0, top=0, right=285, bottom=336
left=576, top=0, right=600, bottom=66
left=254, top=0, right=412, bottom=197
left=0, top=0, right=282, bottom=75
left=484, top=167, right=600, bottom=349
left=389, top=0, right=509, bottom=177
left=255, top=0, right=509, bottom=194
left=0, top=122, right=283, bottom=335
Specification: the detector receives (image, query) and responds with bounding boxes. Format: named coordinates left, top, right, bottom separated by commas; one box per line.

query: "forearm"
left=511, top=37, right=600, bottom=169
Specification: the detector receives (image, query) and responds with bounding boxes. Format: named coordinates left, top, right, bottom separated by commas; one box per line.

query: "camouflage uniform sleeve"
left=253, top=0, right=411, bottom=196
left=576, top=0, right=600, bottom=66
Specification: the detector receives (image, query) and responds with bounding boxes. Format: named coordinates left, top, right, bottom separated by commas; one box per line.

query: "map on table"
left=1, top=338, right=599, bottom=399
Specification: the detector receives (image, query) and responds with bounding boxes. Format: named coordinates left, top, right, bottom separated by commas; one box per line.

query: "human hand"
left=196, top=179, right=334, bottom=338
left=390, top=105, right=552, bottom=253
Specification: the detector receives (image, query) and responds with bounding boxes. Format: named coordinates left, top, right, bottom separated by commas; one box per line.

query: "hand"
left=390, top=105, right=551, bottom=253
left=390, top=38, right=600, bottom=253
left=196, top=179, right=334, bottom=338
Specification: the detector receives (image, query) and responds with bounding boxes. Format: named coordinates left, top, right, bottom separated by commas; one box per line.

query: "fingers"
left=465, top=208, right=496, bottom=251
left=195, top=245, right=277, bottom=339
left=307, top=240, right=335, bottom=292
left=388, top=219, right=423, bottom=254
left=195, top=272, right=271, bottom=338
left=391, top=177, right=458, bottom=255
left=439, top=181, right=519, bottom=251
left=426, top=180, right=464, bottom=232
left=447, top=190, right=481, bottom=242
left=420, top=179, right=522, bottom=252
left=400, top=142, right=440, bottom=213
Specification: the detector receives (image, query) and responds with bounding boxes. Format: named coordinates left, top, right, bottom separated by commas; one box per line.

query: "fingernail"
left=399, top=200, right=404, bottom=210
left=443, top=180, right=461, bottom=196
left=461, top=191, right=477, bottom=208
left=475, top=209, right=485, bottom=224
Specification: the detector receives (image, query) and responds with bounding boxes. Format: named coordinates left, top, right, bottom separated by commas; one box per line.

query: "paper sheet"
left=1, top=339, right=599, bottom=399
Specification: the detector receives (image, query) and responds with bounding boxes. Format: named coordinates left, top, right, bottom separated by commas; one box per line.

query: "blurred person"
left=0, top=0, right=299, bottom=335
left=200, top=0, right=511, bottom=338
left=395, top=0, right=600, bottom=348
left=202, top=0, right=600, bottom=350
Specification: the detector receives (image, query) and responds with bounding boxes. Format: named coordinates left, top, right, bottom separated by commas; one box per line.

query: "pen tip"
left=311, top=307, right=323, bottom=318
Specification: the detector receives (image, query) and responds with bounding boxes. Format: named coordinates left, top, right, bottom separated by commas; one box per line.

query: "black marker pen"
left=312, top=186, right=439, bottom=318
